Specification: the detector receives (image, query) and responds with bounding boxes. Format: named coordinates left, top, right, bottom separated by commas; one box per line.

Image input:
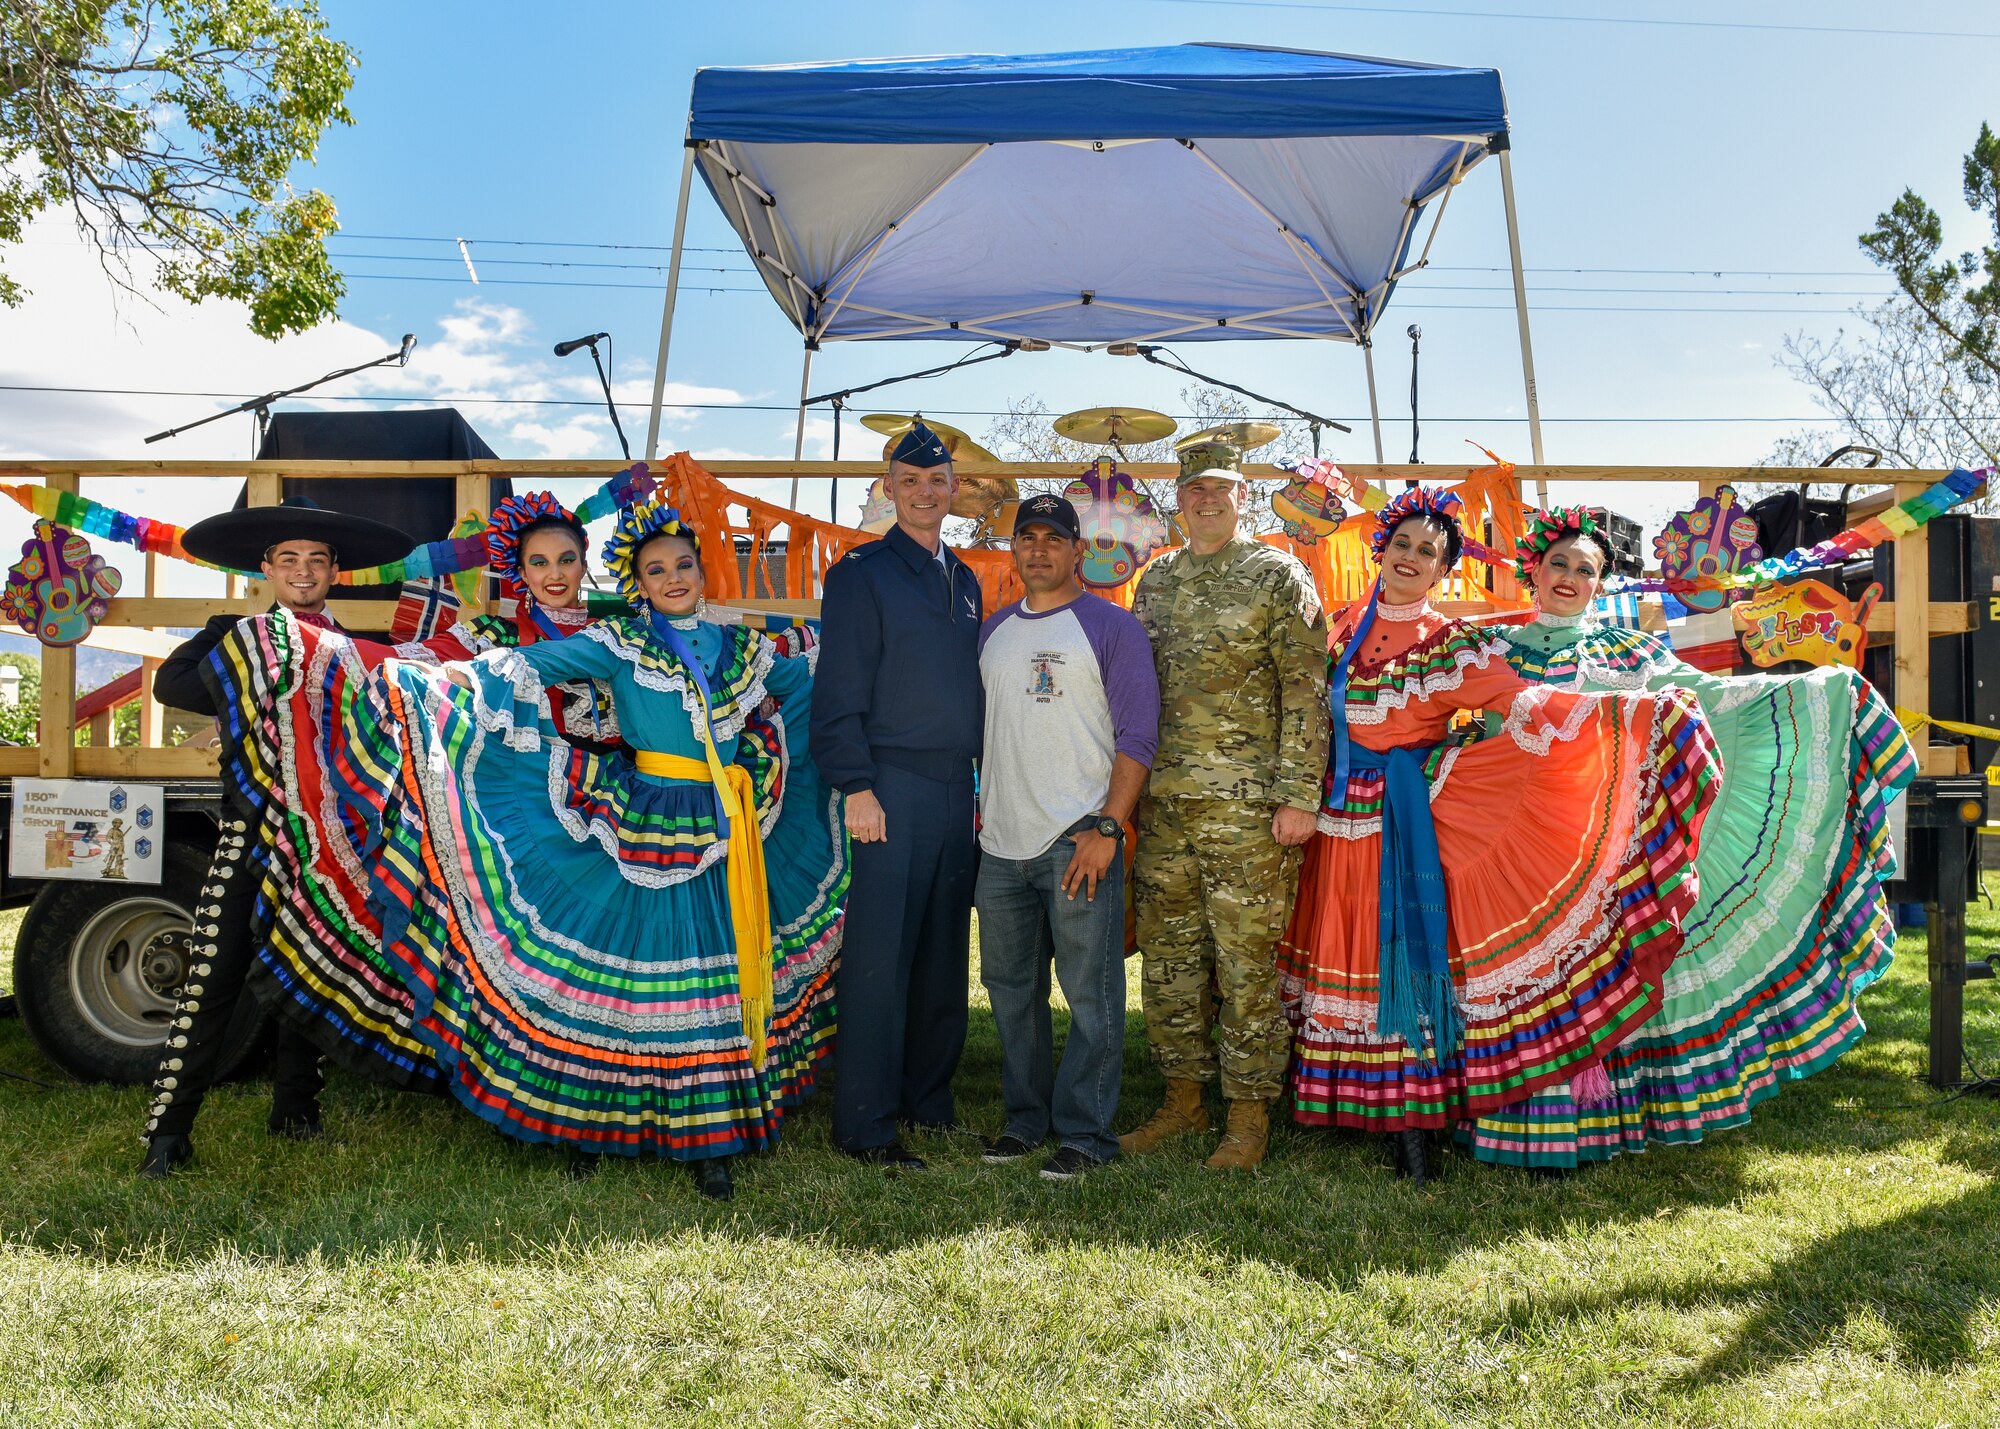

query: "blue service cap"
left=890, top=419, right=953, bottom=468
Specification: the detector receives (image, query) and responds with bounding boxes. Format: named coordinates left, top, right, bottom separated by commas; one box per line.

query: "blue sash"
left=525, top=604, right=569, bottom=643
left=1327, top=584, right=1461, bottom=1068
left=645, top=612, right=733, bottom=837
left=1349, top=743, right=1460, bottom=1068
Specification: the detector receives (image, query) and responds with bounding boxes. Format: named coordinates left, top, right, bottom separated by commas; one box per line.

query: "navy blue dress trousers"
left=812, top=523, right=984, bottom=1152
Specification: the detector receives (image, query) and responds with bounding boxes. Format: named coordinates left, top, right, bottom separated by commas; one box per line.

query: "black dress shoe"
left=691, top=1157, right=734, bottom=1201
left=1393, top=1129, right=1430, bottom=1187
left=138, top=1134, right=193, bottom=1179
left=846, top=1140, right=927, bottom=1171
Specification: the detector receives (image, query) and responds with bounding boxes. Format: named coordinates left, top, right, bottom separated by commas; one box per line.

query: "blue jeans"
left=975, top=836, right=1126, bottom=1162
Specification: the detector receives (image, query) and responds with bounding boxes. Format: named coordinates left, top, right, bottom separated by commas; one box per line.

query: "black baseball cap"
left=1014, top=493, right=1081, bottom=540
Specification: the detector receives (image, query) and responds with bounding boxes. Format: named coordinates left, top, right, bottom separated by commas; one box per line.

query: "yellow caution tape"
left=1895, top=707, right=2000, bottom=742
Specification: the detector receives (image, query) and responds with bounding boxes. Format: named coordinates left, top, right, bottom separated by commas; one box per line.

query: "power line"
left=316, top=234, right=1898, bottom=283
left=1142, top=0, right=2000, bottom=40
left=0, top=383, right=1974, bottom=424
left=332, top=253, right=1892, bottom=297
left=333, top=270, right=1868, bottom=314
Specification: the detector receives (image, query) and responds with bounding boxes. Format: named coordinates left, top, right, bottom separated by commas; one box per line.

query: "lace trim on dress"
left=1531, top=610, right=1592, bottom=629
left=1500, top=684, right=1599, bottom=756
left=1375, top=596, right=1432, bottom=622
left=578, top=621, right=774, bottom=746
left=1341, top=638, right=1507, bottom=726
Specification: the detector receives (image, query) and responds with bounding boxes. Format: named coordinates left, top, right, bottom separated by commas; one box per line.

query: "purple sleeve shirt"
left=977, top=594, right=1160, bottom=859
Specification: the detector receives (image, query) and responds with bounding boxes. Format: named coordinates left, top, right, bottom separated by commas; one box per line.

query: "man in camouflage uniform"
left=1122, top=439, right=1329, bottom=1171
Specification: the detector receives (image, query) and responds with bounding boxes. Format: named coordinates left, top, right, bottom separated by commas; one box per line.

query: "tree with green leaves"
left=1861, top=122, right=2000, bottom=389
left=0, top=0, right=356, bottom=338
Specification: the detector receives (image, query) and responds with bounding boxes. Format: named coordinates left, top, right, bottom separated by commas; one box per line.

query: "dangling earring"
left=695, top=595, right=708, bottom=618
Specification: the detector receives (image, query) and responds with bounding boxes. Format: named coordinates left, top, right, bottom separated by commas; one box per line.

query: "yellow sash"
left=632, top=743, right=774, bottom=1069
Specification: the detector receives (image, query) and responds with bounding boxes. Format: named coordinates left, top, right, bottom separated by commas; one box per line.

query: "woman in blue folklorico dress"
left=371, top=497, right=845, bottom=1200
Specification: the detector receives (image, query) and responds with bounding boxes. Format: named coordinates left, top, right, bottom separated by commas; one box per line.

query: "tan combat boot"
left=1204, top=1099, right=1269, bottom=1171
left=1118, top=1078, right=1209, bottom=1155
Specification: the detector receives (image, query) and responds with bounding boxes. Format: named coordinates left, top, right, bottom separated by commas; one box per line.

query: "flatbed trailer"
left=0, top=457, right=1988, bottom=1088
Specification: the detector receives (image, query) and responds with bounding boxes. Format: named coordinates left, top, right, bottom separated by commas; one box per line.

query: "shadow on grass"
left=2, top=904, right=1996, bottom=1375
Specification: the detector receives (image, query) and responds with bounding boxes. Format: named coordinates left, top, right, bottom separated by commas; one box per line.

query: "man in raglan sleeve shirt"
left=973, top=494, right=1159, bottom=1181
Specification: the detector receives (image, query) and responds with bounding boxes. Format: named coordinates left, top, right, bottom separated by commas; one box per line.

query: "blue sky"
left=3, top=0, right=1998, bottom=577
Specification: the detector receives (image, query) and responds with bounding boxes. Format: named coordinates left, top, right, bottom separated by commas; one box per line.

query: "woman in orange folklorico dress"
left=1277, top=487, right=1721, bottom=1182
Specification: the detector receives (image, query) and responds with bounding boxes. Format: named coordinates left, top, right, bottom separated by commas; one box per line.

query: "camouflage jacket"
left=1131, top=535, right=1329, bottom=808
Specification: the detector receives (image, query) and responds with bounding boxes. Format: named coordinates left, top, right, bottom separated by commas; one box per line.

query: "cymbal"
left=866, top=414, right=998, bottom=464
left=1175, top=421, right=1281, bottom=453
left=1053, top=406, right=1177, bottom=447
left=868, top=459, right=1017, bottom=520
left=950, top=472, right=1017, bottom=519
left=876, top=434, right=1001, bottom=467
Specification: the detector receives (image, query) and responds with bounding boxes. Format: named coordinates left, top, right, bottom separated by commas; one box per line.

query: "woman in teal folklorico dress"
left=373, top=497, right=846, bottom=1200
left=1466, top=507, right=1916, bottom=1170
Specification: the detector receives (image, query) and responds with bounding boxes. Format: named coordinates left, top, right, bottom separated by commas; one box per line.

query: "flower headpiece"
left=485, top=492, right=584, bottom=598
left=1369, top=485, right=1465, bottom=566
left=1514, top=505, right=1610, bottom=585
left=601, top=496, right=697, bottom=607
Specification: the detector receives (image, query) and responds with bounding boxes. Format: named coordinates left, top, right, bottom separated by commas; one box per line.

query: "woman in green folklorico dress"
left=371, top=496, right=846, bottom=1201
left=1467, top=507, right=1917, bottom=1169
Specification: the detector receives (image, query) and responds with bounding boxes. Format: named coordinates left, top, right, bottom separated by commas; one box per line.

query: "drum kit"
left=852, top=408, right=1282, bottom=546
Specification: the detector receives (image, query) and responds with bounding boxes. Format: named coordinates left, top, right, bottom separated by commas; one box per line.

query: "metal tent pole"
left=1497, top=148, right=1548, bottom=505
left=790, top=344, right=815, bottom=505
left=644, top=145, right=698, bottom=462
left=1362, top=341, right=1385, bottom=467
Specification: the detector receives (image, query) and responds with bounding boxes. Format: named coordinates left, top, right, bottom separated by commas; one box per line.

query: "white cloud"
left=0, top=222, right=758, bottom=589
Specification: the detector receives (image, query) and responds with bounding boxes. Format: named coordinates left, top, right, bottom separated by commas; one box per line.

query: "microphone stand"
left=1406, top=324, right=1422, bottom=477
left=144, top=336, right=417, bottom=453
left=577, top=336, right=632, bottom=460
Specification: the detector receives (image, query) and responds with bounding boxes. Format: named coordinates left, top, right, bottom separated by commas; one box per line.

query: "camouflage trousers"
left=1133, top=796, right=1301, bottom=1101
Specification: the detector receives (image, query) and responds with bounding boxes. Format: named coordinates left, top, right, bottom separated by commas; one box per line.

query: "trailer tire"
left=10, top=838, right=271, bottom=1084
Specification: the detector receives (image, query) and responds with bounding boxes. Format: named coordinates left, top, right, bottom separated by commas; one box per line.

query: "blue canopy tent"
left=642, top=43, right=1542, bottom=469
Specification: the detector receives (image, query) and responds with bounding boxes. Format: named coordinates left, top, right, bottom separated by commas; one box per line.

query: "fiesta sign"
left=1736, top=578, right=1881, bottom=670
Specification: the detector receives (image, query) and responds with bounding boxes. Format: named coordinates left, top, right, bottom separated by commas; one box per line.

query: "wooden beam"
left=0, top=458, right=1958, bottom=487
left=101, top=596, right=401, bottom=631
left=78, top=625, right=186, bottom=661
left=137, top=551, right=162, bottom=748
left=0, top=746, right=36, bottom=776
left=74, top=745, right=220, bottom=778
left=1865, top=601, right=1977, bottom=637
left=1894, top=483, right=1931, bottom=719
left=454, top=470, right=489, bottom=618
left=37, top=472, right=78, bottom=777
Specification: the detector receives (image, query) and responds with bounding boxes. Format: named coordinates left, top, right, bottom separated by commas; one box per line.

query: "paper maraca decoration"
left=2, top=520, right=122, bottom=646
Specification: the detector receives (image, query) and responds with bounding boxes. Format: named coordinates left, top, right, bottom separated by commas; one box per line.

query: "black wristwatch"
left=1093, top=815, right=1124, bottom=841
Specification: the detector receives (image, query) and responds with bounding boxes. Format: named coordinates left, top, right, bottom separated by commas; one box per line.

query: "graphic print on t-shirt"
left=1027, top=650, right=1066, bottom=701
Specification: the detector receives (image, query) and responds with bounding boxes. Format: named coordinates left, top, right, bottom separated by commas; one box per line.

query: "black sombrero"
left=181, top=496, right=416, bottom=571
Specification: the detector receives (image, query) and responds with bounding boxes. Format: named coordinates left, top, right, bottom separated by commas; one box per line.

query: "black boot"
left=691, top=1157, right=734, bottom=1202
left=138, top=1134, right=193, bottom=1179
left=1394, top=1129, right=1429, bottom=1187
left=267, top=1100, right=323, bottom=1141
left=562, top=1149, right=602, bottom=1181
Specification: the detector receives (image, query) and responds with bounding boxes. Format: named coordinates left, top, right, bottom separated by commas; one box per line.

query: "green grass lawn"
left=2, top=884, right=1997, bottom=1427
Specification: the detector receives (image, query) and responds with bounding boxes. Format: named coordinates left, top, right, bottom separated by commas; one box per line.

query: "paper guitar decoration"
left=1652, top=484, right=1765, bottom=613
left=2, top=520, right=123, bottom=646
left=1063, top=459, right=1171, bottom=589
left=1736, top=578, right=1881, bottom=670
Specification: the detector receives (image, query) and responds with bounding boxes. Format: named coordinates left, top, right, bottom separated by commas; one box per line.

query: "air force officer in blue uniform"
left=812, top=422, right=984, bottom=1167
